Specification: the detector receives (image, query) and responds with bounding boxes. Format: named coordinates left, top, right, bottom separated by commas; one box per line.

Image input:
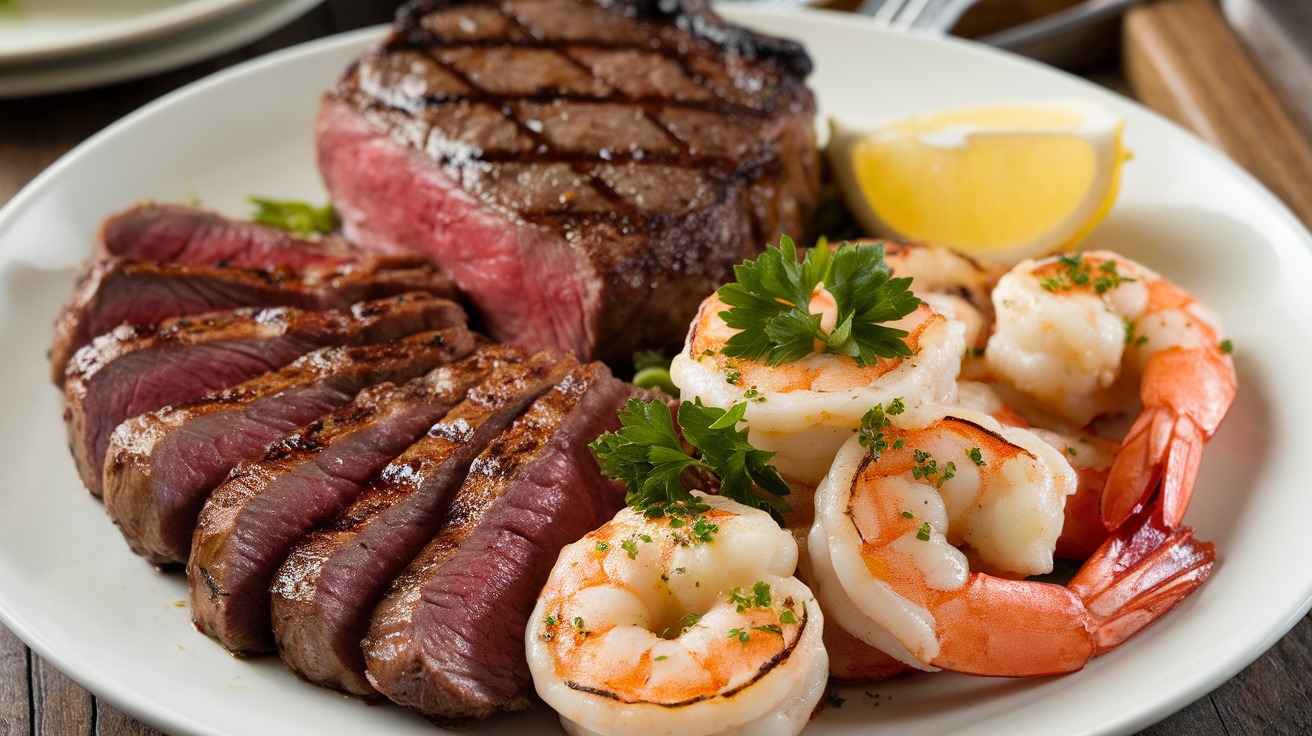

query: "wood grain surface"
left=0, top=0, right=1309, bottom=734
left=1124, top=0, right=1312, bottom=229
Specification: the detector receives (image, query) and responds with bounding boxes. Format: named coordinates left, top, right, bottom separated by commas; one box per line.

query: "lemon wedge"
left=828, top=100, right=1129, bottom=265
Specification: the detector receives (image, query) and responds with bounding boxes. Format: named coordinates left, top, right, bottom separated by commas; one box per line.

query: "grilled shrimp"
left=670, top=293, right=964, bottom=486
left=809, top=404, right=1215, bottom=675
left=528, top=493, right=828, bottom=736
left=985, top=251, right=1237, bottom=528
left=880, top=240, right=1001, bottom=362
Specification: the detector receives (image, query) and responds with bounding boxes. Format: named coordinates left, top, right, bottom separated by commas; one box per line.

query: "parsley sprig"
left=588, top=399, right=792, bottom=524
left=716, top=236, right=921, bottom=367
left=249, top=196, right=337, bottom=236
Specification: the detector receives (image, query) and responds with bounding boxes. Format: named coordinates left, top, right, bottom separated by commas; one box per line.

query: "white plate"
left=0, top=0, right=263, bottom=65
left=0, top=8, right=1309, bottom=736
left=0, top=0, right=322, bottom=98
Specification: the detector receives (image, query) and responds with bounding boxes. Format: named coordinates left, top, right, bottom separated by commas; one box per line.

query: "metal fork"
left=858, top=0, right=982, bottom=33
left=746, top=0, right=981, bottom=34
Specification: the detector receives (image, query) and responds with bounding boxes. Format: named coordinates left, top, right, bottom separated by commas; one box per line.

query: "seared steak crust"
left=188, top=346, right=506, bottom=655
left=104, top=327, right=477, bottom=566
left=66, top=294, right=464, bottom=497
left=270, top=348, right=572, bottom=696
left=50, top=257, right=457, bottom=384
left=99, top=203, right=358, bottom=269
left=319, top=0, right=819, bottom=361
left=362, top=362, right=636, bottom=727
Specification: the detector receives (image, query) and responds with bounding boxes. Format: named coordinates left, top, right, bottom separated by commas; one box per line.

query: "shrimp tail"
left=1102, top=348, right=1236, bottom=530
left=1069, top=506, right=1216, bottom=654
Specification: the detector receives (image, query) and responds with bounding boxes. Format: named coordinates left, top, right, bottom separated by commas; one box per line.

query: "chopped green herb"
left=752, top=624, right=783, bottom=635
left=892, top=439, right=905, bottom=450
left=595, top=541, right=609, bottom=553
left=716, top=236, right=921, bottom=367
left=779, top=610, right=798, bottom=625
left=911, top=450, right=955, bottom=488
left=545, top=615, right=557, bottom=626
left=901, top=511, right=914, bottom=519
left=966, top=447, right=985, bottom=467
left=858, top=402, right=904, bottom=459
left=1040, top=253, right=1134, bottom=294
left=728, top=628, right=751, bottom=643
left=640, top=534, right=652, bottom=544
left=248, top=196, right=336, bottom=236
left=916, top=523, right=932, bottom=541
left=887, top=397, right=906, bottom=415
left=669, top=516, right=686, bottom=528
left=621, top=539, right=639, bottom=559
left=679, top=613, right=702, bottom=632
left=1067, top=446, right=1078, bottom=457
left=1220, top=339, right=1233, bottom=354
left=728, top=581, right=773, bottom=612
left=573, top=617, right=585, bottom=630
left=654, top=655, right=668, bottom=661
left=691, top=518, right=719, bottom=543
left=724, top=363, right=742, bottom=385
left=743, top=387, right=765, bottom=402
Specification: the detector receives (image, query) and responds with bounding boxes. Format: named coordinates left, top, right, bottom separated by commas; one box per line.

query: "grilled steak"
left=271, top=348, right=573, bottom=696
left=99, top=203, right=358, bottom=269
left=104, top=327, right=477, bottom=566
left=318, top=0, right=819, bottom=362
left=189, top=347, right=508, bottom=655
left=363, top=362, right=636, bottom=727
left=50, top=257, right=457, bottom=384
left=66, top=294, right=464, bottom=497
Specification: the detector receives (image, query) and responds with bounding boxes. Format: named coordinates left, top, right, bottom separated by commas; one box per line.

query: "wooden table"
left=1, top=0, right=1310, bottom=734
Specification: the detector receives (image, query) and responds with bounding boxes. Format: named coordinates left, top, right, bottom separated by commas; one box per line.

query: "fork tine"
left=890, top=0, right=935, bottom=29
left=869, top=0, right=910, bottom=26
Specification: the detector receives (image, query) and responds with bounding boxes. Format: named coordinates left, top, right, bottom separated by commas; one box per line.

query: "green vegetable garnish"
left=632, top=350, right=679, bottom=397
left=916, top=523, right=933, bottom=541
left=588, top=398, right=792, bottom=524
left=249, top=196, right=337, bottom=236
left=966, top=447, right=985, bottom=467
left=716, top=236, right=920, bottom=367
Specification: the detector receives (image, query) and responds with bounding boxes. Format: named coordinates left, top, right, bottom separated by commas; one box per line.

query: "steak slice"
left=363, top=362, right=636, bottom=727
left=188, top=346, right=511, bottom=655
left=271, top=348, right=575, bottom=696
left=104, top=327, right=477, bottom=566
left=50, top=257, right=457, bottom=384
left=65, top=293, right=464, bottom=497
left=318, top=0, right=819, bottom=361
left=99, top=202, right=358, bottom=269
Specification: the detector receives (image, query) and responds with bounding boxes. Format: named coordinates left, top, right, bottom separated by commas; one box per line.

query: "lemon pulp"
left=829, top=101, right=1128, bottom=265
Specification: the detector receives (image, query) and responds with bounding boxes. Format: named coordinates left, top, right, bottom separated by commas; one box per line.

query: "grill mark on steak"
left=49, top=257, right=457, bottom=386
left=270, top=348, right=572, bottom=697
left=320, top=0, right=819, bottom=360
left=103, top=327, right=478, bottom=566
left=362, top=362, right=638, bottom=727
left=65, top=294, right=464, bottom=497
left=188, top=348, right=503, bottom=655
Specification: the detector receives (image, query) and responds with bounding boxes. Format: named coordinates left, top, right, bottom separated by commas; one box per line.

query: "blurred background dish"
left=0, top=0, right=322, bottom=97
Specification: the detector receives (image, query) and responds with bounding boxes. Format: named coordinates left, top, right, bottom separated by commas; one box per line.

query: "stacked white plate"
left=0, top=0, right=324, bottom=98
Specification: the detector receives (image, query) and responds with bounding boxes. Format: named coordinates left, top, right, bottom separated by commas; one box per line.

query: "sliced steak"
left=318, top=0, right=819, bottom=361
left=50, top=258, right=457, bottom=384
left=104, top=327, right=477, bottom=566
left=66, top=294, right=464, bottom=497
left=188, top=346, right=509, bottom=655
left=99, top=203, right=359, bottom=269
left=363, top=362, right=636, bottom=727
left=271, top=348, right=574, bottom=696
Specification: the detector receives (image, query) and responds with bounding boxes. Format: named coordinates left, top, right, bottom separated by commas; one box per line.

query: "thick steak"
left=271, top=348, right=573, bottom=696
left=50, top=257, right=457, bottom=384
left=65, top=294, right=464, bottom=497
left=318, top=0, right=819, bottom=361
left=99, top=203, right=358, bottom=269
left=104, top=327, right=477, bottom=566
left=188, top=347, right=507, bottom=655
left=362, top=362, right=636, bottom=727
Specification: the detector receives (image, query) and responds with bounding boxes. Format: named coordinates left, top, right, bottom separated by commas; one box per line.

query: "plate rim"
left=1, top=8, right=1310, bottom=736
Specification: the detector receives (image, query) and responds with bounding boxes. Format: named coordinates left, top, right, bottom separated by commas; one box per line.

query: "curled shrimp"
left=986, top=251, right=1237, bottom=528
left=670, top=289, right=964, bottom=486
left=879, top=240, right=1001, bottom=364
left=527, top=493, right=828, bottom=736
left=809, top=404, right=1215, bottom=675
